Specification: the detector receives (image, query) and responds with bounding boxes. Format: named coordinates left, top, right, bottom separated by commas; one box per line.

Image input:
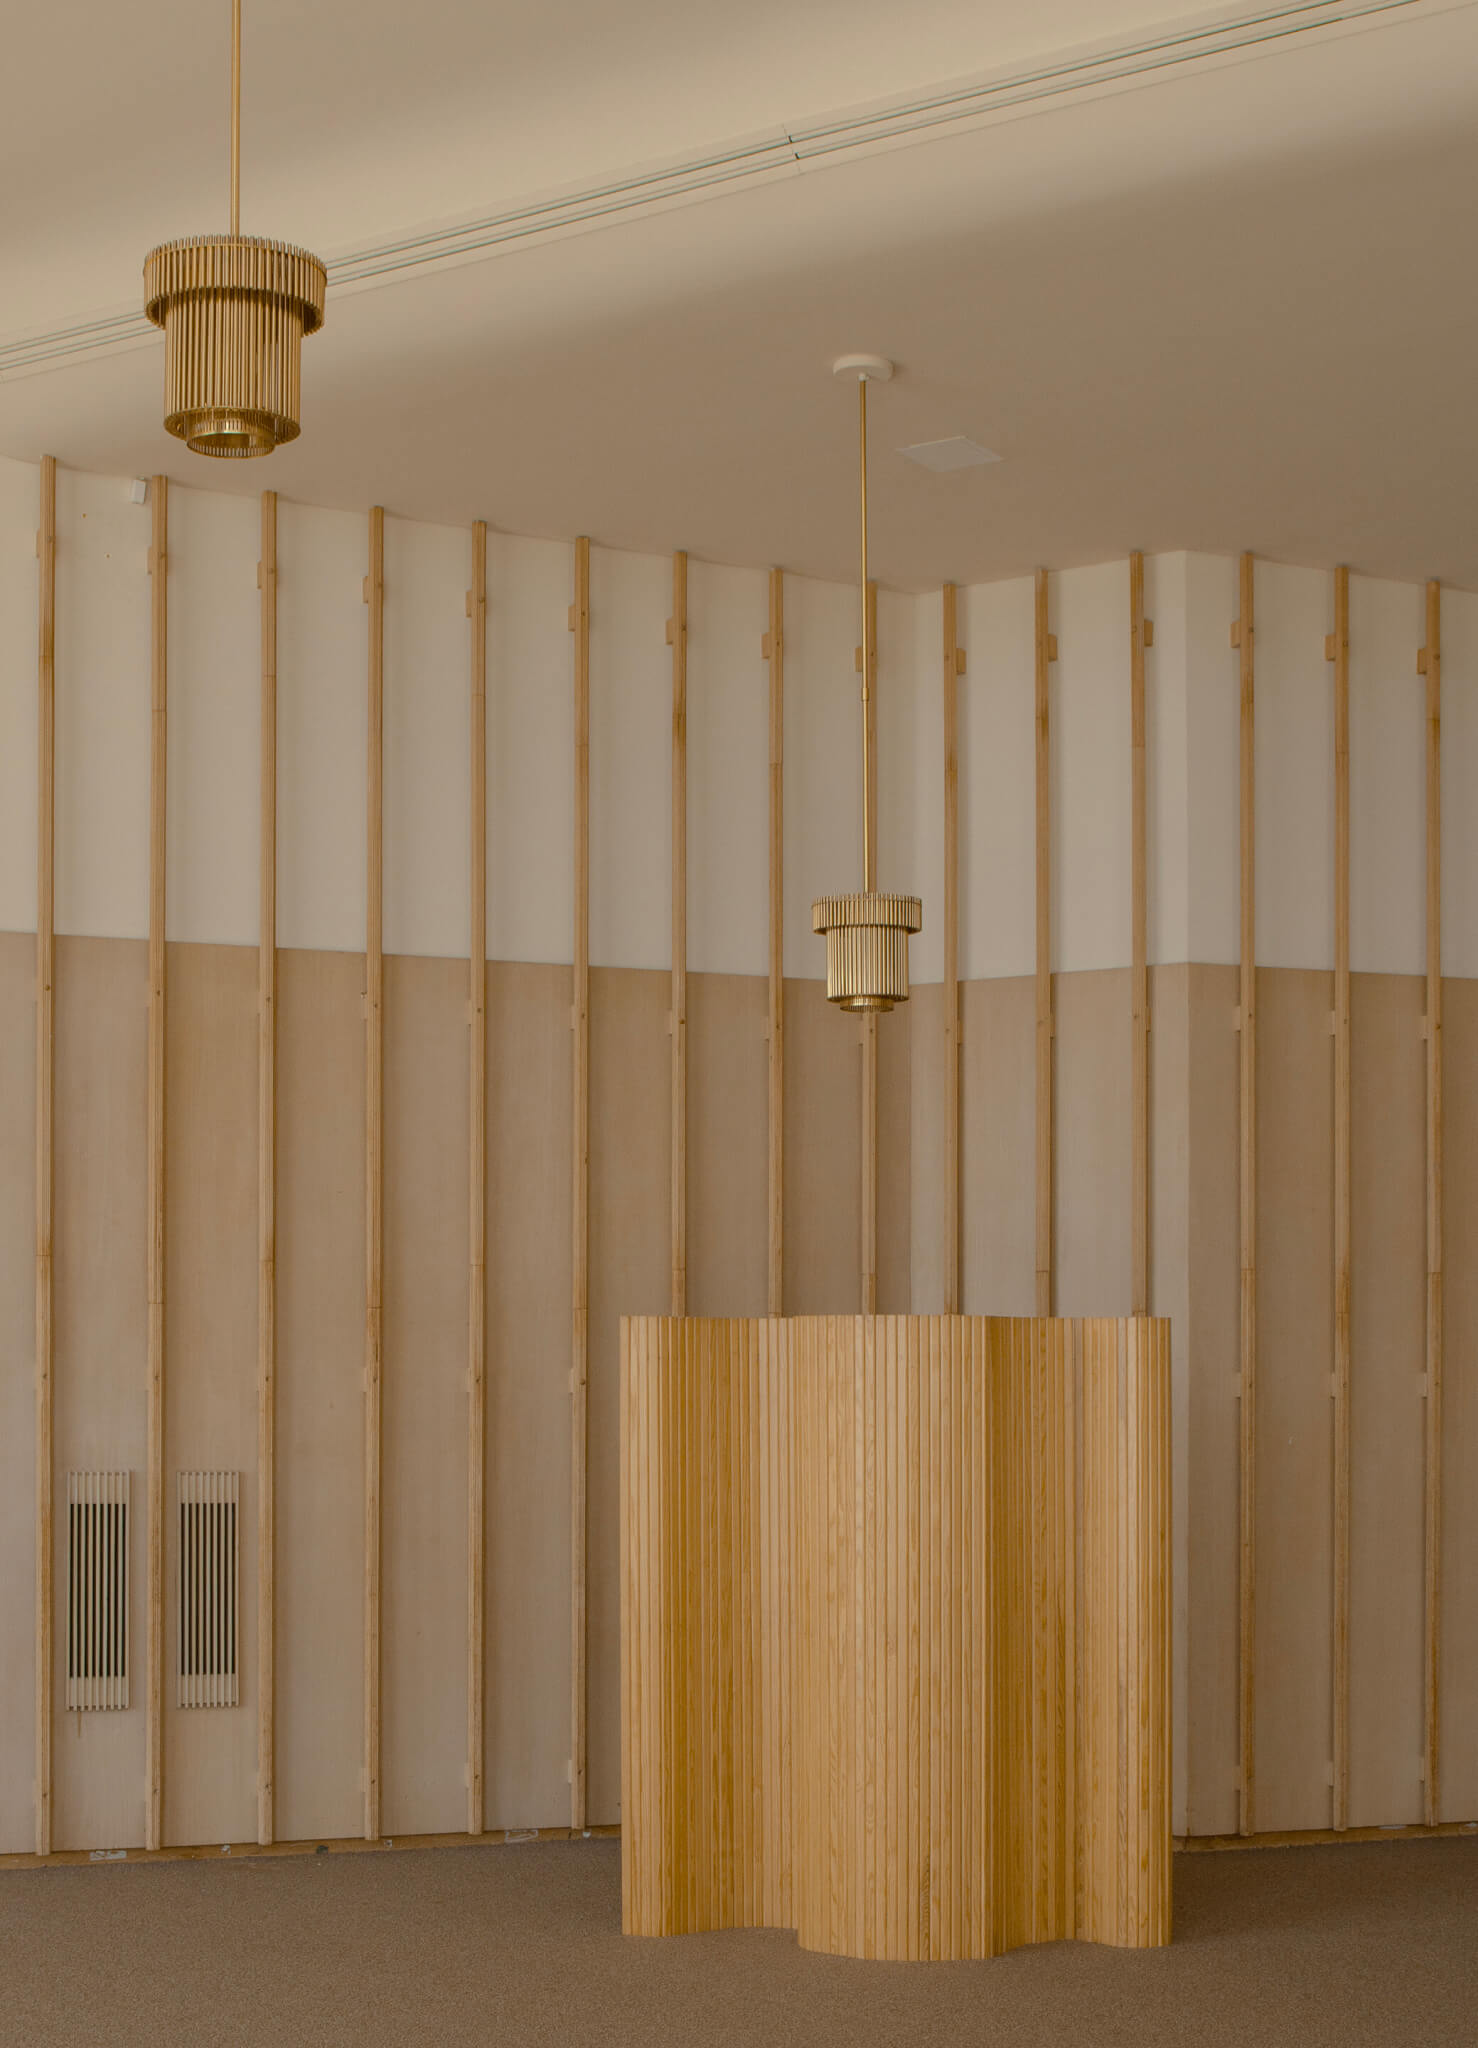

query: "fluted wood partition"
left=620, top=1315, right=1170, bottom=1960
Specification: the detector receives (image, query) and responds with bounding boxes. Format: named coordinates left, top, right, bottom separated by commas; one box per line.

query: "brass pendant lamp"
left=812, top=355, right=922, bottom=1011
left=143, top=0, right=326, bottom=458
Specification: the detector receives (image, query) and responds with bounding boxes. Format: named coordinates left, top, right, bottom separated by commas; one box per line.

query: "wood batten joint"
left=570, top=536, right=592, bottom=1833
left=466, top=518, right=488, bottom=1838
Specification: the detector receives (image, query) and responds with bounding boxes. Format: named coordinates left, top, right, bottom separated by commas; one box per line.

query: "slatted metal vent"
left=66, top=1471, right=130, bottom=1711
left=178, top=1471, right=240, bottom=1709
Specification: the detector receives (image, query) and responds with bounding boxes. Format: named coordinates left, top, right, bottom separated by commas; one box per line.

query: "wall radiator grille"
left=66, top=1471, right=130, bottom=1711
left=178, top=1472, right=240, bottom=1709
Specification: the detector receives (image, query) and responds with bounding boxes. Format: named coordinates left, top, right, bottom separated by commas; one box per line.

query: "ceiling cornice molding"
left=0, top=0, right=1440, bottom=383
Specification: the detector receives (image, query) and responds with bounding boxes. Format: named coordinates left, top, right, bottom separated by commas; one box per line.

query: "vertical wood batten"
left=861, top=582, right=879, bottom=1314
left=1130, top=554, right=1150, bottom=1316
left=669, top=552, right=688, bottom=1318
left=1420, top=581, right=1443, bottom=1826
left=1329, top=566, right=1351, bottom=1830
left=34, top=455, right=56, bottom=1859
left=1234, top=552, right=1257, bottom=1836
left=467, top=519, right=488, bottom=1837
left=257, top=489, right=278, bottom=1846
left=570, top=537, right=591, bottom=1832
left=363, top=506, right=385, bottom=1843
left=765, top=572, right=784, bottom=1317
left=145, top=475, right=169, bottom=1852
left=1034, top=570, right=1056, bottom=1318
left=942, top=587, right=963, bottom=1315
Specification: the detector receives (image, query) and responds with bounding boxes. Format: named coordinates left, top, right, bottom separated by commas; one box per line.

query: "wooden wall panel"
left=687, top=972, right=767, bottom=1317
left=0, top=930, right=36, bottom=1852
left=382, top=953, right=467, bottom=1838
left=1254, top=966, right=1335, bottom=1832
left=1439, top=977, right=1478, bottom=1823
left=782, top=979, right=861, bottom=1314
left=484, top=960, right=573, bottom=1830
left=1347, top=972, right=1426, bottom=1828
left=161, top=941, right=258, bottom=1849
left=1148, top=962, right=1192, bottom=1836
left=1183, top=963, right=1241, bottom=1837
left=274, top=947, right=364, bottom=1844
left=588, top=965, right=670, bottom=1825
left=1054, top=968, right=1132, bottom=1318
left=52, top=935, right=148, bottom=1854
left=908, top=980, right=946, bottom=1312
left=959, top=976, right=1035, bottom=1316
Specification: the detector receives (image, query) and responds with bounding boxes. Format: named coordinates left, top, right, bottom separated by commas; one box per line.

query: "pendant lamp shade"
left=144, top=236, right=326, bottom=458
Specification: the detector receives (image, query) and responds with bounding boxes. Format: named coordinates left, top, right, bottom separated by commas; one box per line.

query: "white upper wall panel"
left=486, top=532, right=574, bottom=968
left=1184, top=551, right=1239, bottom=967
left=589, top=545, right=669, bottom=971
left=166, top=484, right=259, bottom=948
left=1144, top=553, right=1189, bottom=967
left=276, top=500, right=368, bottom=954
left=383, top=514, right=469, bottom=960
left=783, top=573, right=859, bottom=982
left=958, top=575, right=1035, bottom=981
left=54, top=468, right=150, bottom=941
left=877, top=586, right=932, bottom=975
left=1254, top=560, right=1334, bottom=970
left=1054, top=560, right=1132, bottom=973
left=1349, top=574, right=1425, bottom=978
left=687, top=559, right=768, bottom=979
left=0, top=457, right=37, bottom=936
left=1442, top=587, right=1478, bottom=980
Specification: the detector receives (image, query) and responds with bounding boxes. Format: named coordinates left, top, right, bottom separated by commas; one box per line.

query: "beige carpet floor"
left=1, top=1836, right=1474, bottom=2046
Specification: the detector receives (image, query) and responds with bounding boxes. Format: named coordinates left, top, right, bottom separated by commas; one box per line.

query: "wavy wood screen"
left=620, top=1314, right=1170, bottom=1960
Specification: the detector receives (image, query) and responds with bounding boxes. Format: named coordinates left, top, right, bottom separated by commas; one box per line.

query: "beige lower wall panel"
left=783, top=978, right=860, bottom=1314
left=1440, top=980, right=1478, bottom=1822
left=1184, top=963, right=1241, bottom=1838
left=959, top=975, right=1034, bottom=1315
left=1348, top=973, right=1425, bottom=1828
left=907, top=979, right=946, bottom=1312
left=53, top=936, right=148, bottom=1853
left=0, top=931, right=36, bottom=1852
left=876, top=1003, right=912, bottom=1313
left=1055, top=967, right=1133, bottom=1318
left=1149, top=964, right=1192, bottom=1837
left=162, top=942, right=258, bottom=1848
left=588, top=966, right=670, bottom=1825
left=382, top=954, right=468, bottom=1838
left=484, top=961, right=572, bottom=1830
left=1255, top=966, right=1335, bottom=1834
left=687, top=973, right=767, bottom=1318
left=275, top=947, right=365, bottom=1844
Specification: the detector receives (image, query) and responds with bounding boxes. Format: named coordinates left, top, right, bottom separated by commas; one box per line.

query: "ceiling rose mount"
left=143, top=0, right=326, bottom=459
left=812, top=354, right=922, bottom=1013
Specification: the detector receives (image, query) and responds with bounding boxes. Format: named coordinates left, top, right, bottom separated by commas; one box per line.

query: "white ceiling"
left=3, top=0, right=1477, bottom=590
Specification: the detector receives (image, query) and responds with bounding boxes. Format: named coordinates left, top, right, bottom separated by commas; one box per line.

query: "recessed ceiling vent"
left=900, top=437, right=1001, bottom=472
left=178, top=1472, right=240, bottom=1709
left=67, top=1472, right=130, bottom=1712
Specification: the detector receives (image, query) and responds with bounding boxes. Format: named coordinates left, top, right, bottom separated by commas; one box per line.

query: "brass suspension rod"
left=858, top=373, right=874, bottom=895
left=230, top=0, right=242, bottom=237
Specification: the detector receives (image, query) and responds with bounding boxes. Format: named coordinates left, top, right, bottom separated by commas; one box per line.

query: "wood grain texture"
left=621, top=1314, right=1171, bottom=1958
left=363, top=506, right=385, bottom=1843
left=1422, top=580, right=1443, bottom=1827
left=669, top=552, right=688, bottom=1319
left=942, top=587, right=962, bottom=1316
left=570, top=536, right=591, bottom=1832
left=34, top=455, right=55, bottom=1860
left=1330, top=566, right=1351, bottom=1830
left=1236, top=552, right=1257, bottom=1837
left=1034, top=570, right=1055, bottom=1318
left=1130, top=553, right=1149, bottom=1316
left=257, top=489, right=277, bottom=1847
left=145, top=476, right=168, bottom=1854
left=467, top=520, right=487, bottom=1837
left=766, top=571, right=784, bottom=1318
